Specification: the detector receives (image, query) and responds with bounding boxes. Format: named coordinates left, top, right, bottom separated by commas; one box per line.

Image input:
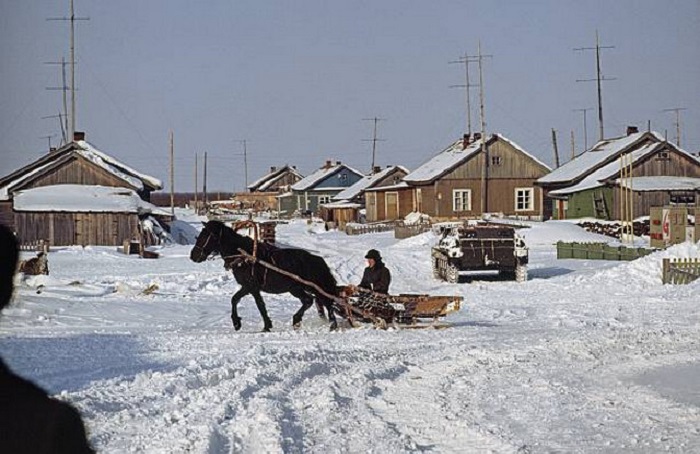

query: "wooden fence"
left=394, top=223, right=432, bottom=239
left=19, top=239, right=50, bottom=254
left=345, top=223, right=395, bottom=236
left=556, top=242, right=655, bottom=261
left=662, top=258, right=700, bottom=285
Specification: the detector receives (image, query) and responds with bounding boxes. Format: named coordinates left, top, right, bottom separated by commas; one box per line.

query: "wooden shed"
left=0, top=132, right=164, bottom=246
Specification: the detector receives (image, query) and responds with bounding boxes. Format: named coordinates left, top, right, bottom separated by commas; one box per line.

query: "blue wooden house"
left=290, top=160, right=363, bottom=214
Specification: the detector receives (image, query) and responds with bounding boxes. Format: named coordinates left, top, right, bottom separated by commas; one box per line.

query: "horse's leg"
left=315, top=300, right=327, bottom=319
left=289, top=288, right=314, bottom=328
left=322, top=297, right=338, bottom=331
left=230, top=287, right=249, bottom=331
left=251, top=289, right=273, bottom=332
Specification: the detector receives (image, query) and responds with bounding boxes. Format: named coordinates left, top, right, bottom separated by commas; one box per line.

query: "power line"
left=575, top=30, right=615, bottom=141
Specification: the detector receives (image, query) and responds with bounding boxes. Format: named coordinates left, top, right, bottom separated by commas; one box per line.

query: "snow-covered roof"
left=247, top=165, right=303, bottom=192
left=321, top=201, right=362, bottom=209
left=333, top=165, right=409, bottom=201
left=403, top=138, right=483, bottom=183
left=614, top=176, right=700, bottom=192
left=0, top=158, right=58, bottom=200
left=364, top=181, right=410, bottom=192
left=549, top=142, right=659, bottom=196
left=538, top=132, right=664, bottom=185
left=76, top=141, right=163, bottom=190
left=291, top=163, right=363, bottom=191
left=403, top=134, right=545, bottom=184
left=13, top=184, right=171, bottom=215
left=0, top=139, right=163, bottom=200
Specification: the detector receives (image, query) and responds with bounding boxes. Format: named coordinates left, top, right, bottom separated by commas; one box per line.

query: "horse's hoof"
left=232, top=319, right=242, bottom=331
left=262, top=325, right=272, bottom=332
left=293, top=322, right=301, bottom=330
left=329, top=321, right=338, bottom=332
left=317, top=311, right=327, bottom=320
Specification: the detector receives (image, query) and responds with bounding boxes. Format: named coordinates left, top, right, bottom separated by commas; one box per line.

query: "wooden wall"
left=0, top=202, right=14, bottom=230
left=19, top=156, right=130, bottom=191
left=14, top=212, right=139, bottom=246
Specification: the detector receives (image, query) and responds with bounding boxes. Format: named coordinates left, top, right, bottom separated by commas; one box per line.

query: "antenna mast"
left=449, top=54, right=477, bottom=135
left=573, top=107, right=593, bottom=152
left=575, top=31, right=615, bottom=141
left=47, top=0, right=88, bottom=140
left=362, top=117, right=386, bottom=171
left=662, top=107, right=687, bottom=147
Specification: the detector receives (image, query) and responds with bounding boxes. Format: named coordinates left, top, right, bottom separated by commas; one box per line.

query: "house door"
left=366, top=192, right=377, bottom=221
left=385, top=192, right=398, bottom=220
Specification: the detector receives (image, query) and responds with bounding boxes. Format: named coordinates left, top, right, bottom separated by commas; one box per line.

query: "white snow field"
left=2, top=212, right=699, bottom=453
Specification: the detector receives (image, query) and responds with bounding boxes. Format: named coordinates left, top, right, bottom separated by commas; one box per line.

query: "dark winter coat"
left=359, top=259, right=391, bottom=294
left=0, top=358, right=94, bottom=454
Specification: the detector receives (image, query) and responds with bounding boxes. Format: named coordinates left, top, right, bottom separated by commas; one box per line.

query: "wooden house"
left=365, top=133, right=551, bottom=222
left=231, top=165, right=303, bottom=212
left=0, top=132, right=165, bottom=246
left=321, top=165, right=409, bottom=227
left=536, top=128, right=700, bottom=220
left=290, top=160, right=363, bottom=214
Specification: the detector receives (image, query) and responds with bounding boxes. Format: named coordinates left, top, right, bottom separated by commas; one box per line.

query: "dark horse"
left=190, top=220, right=338, bottom=331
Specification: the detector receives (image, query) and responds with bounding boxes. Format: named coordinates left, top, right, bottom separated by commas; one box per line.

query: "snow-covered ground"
left=2, top=210, right=699, bottom=453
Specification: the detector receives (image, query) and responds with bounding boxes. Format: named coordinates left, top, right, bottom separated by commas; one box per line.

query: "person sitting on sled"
left=358, top=249, right=391, bottom=294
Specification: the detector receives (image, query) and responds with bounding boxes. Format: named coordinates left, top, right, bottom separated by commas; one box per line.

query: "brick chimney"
left=73, top=131, right=85, bottom=142
left=626, top=125, right=639, bottom=136
left=473, top=132, right=482, bottom=141
left=372, top=165, right=381, bottom=174
left=270, top=166, right=277, bottom=173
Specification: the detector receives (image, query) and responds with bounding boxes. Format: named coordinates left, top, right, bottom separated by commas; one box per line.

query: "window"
left=670, top=191, right=695, bottom=205
left=337, top=173, right=347, bottom=181
left=515, top=188, right=534, bottom=211
left=491, top=156, right=502, bottom=166
left=453, top=189, right=471, bottom=212
left=318, top=195, right=331, bottom=205
left=655, top=151, right=670, bottom=161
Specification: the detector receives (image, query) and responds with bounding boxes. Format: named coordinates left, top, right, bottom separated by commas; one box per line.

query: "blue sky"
left=2, top=0, right=699, bottom=192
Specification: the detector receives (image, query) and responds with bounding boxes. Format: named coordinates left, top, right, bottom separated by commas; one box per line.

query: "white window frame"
left=318, top=195, right=332, bottom=205
left=515, top=187, right=535, bottom=212
left=452, top=189, right=471, bottom=212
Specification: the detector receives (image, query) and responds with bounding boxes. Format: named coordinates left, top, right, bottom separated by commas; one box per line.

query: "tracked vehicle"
left=432, top=223, right=529, bottom=283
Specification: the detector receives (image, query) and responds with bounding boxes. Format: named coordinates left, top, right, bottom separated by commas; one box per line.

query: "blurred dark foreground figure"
left=0, top=224, right=94, bottom=453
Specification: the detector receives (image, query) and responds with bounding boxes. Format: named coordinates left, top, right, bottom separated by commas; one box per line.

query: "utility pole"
left=570, top=130, right=576, bottom=160
left=236, top=140, right=249, bottom=190
left=662, top=107, right=687, bottom=147
left=169, top=131, right=174, bottom=216
left=48, top=1, right=88, bottom=140
left=203, top=151, right=208, bottom=206
left=44, top=57, right=69, bottom=143
left=449, top=53, right=477, bottom=135
left=194, top=153, right=198, bottom=213
left=362, top=117, right=386, bottom=172
left=551, top=129, right=560, bottom=168
left=573, top=107, right=593, bottom=152
left=575, top=31, right=615, bottom=141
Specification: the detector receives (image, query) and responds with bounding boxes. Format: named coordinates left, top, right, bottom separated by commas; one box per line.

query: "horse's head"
left=190, top=220, right=224, bottom=263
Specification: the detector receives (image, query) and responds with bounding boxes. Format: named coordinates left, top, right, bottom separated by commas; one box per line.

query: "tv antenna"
left=575, top=31, right=615, bottom=141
